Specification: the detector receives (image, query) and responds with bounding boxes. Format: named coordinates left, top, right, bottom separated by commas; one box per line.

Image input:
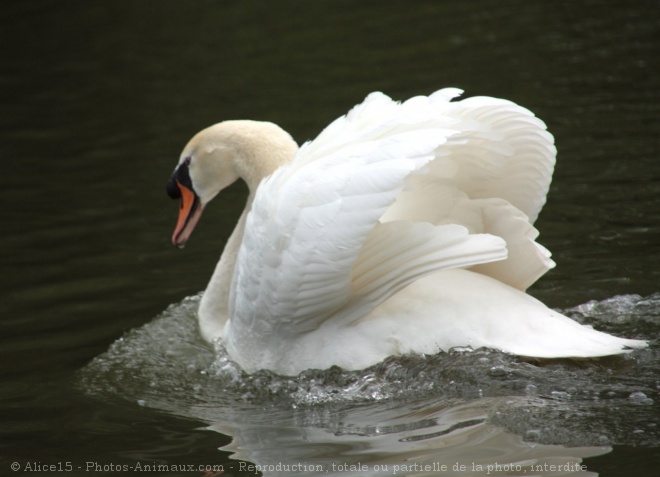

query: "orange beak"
left=171, top=180, right=203, bottom=248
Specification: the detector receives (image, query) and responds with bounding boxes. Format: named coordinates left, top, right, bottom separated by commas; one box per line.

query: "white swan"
left=167, top=88, right=647, bottom=376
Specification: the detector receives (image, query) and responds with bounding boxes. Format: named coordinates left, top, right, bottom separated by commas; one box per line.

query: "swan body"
left=167, top=88, right=647, bottom=375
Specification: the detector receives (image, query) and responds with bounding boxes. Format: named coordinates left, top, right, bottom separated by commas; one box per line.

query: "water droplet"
left=550, top=390, right=571, bottom=400
left=525, top=429, right=541, bottom=441
left=488, top=365, right=508, bottom=377
left=628, top=391, right=654, bottom=404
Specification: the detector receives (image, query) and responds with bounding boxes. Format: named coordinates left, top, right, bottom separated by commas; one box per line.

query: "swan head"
left=167, top=120, right=298, bottom=248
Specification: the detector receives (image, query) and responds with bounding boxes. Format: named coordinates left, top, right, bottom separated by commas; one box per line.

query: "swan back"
left=173, top=89, right=646, bottom=376
left=224, top=90, right=556, bottom=372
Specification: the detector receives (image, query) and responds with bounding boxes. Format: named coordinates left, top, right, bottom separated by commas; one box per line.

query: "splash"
left=80, top=293, right=660, bottom=446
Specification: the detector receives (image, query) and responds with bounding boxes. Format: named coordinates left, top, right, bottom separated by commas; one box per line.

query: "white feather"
left=179, top=88, right=647, bottom=375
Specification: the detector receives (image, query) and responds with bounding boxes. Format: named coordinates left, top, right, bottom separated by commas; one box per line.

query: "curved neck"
left=196, top=123, right=299, bottom=342
left=197, top=192, right=255, bottom=342
left=222, top=120, right=299, bottom=192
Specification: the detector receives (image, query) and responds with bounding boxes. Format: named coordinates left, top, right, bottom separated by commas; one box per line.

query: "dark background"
left=2, top=1, right=659, bottom=475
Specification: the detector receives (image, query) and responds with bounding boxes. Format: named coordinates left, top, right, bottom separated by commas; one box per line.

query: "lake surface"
left=2, top=1, right=659, bottom=476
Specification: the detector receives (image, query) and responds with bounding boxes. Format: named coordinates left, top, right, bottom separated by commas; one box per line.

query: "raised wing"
left=381, top=91, right=557, bottom=289
left=228, top=90, right=510, bottom=338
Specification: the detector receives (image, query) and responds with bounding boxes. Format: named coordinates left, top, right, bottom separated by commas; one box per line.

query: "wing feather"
left=230, top=123, right=453, bottom=333
left=382, top=92, right=556, bottom=289
left=229, top=89, right=556, bottom=340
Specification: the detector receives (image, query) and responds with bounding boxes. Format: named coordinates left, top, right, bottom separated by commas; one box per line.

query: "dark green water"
left=2, top=1, right=659, bottom=476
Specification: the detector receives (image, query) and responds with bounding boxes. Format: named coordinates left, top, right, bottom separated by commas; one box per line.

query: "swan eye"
left=166, top=157, right=193, bottom=199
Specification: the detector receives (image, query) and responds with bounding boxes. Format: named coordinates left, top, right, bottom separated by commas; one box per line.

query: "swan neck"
left=198, top=192, right=254, bottom=341
left=226, top=120, right=298, bottom=191
left=197, top=121, right=298, bottom=342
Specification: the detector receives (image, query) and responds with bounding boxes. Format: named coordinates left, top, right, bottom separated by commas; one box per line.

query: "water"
left=76, top=293, right=660, bottom=475
left=2, top=1, right=660, bottom=476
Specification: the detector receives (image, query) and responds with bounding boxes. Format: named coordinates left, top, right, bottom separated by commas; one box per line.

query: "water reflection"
left=5, top=0, right=659, bottom=474
left=208, top=397, right=607, bottom=477
left=80, top=293, right=659, bottom=476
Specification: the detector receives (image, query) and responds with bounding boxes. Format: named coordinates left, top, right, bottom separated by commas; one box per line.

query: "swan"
left=166, top=88, right=647, bottom=376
